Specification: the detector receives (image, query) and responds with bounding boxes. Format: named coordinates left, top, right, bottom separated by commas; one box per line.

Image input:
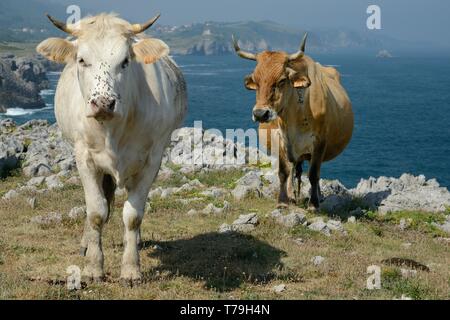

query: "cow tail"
left=102, top=174, right=116, bottom=222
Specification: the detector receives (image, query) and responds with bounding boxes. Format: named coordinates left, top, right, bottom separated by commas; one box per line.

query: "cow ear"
left=132, top=38, right=169, bottom=64
left=287, top=68, right=311, bottom=89
left=36, top=38, right=76, bottom=64
left=245, top=74, right=257, bottom=91
left=292, top=75, right=311, bottom=88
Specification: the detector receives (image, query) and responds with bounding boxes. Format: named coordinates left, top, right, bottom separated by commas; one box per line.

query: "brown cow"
left=233, top=34, right=354, bottom=210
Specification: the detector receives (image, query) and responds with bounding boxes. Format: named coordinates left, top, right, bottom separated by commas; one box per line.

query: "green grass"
left=363, top=210, right=449, bottom=237
left=186, top=168, right=244, bottom=189
left=381, top=267, right=433, bottom=300
left=0, top=168, right=449, bottom=300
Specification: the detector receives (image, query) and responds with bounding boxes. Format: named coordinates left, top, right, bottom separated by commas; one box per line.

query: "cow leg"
left=308, top=144, right=325, bottom=211
left=120, top=193, right=146, bottom=285
left=277, top=155, right=291, bottom=209
left=120, top=156, right=162, bottom=285
left=76, top=154, right=108, bottom=282
left=294, top=161, right=303, bottom=204
left=308, top=163, right=321, bottom=211
left=286, top=164, right=296, bottom=203
left=137, top=229, right=143, bottom=251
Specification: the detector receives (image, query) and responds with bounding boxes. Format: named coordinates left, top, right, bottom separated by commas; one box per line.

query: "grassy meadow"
left=0, top=168, right=449, bottom=300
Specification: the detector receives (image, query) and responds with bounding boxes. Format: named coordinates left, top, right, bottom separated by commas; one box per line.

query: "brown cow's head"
left=233, top=34, right=311, bottom=123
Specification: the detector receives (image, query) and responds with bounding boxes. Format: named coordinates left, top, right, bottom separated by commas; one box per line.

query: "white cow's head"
left=37, top=13, right=169, bottom=121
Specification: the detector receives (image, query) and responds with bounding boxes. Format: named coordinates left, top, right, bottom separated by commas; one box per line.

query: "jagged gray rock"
left=2, top=189, right=19, bottom=201
left=31, top=212, right=63, bottom=225
left=311, top=256, right=325, bottom=266
left=28, top=197, right=37, bottom=209
left=352, top=174, right=450, bottom=214
left=202, top=203, right=225, bottom=215
left=1, top=120, right=450, bottom=217
left=273, top=210, right=307, bottom=228
left=347, top=216, right=356, bottom=224
left=27, top=177, right=45, bottom=187
left=0, top=123, right=24, bottom=176
left=232, top=171, right=263, bottom=200
left=432, top=216, right=450, bottom=234
left=0, top=55, right=49, bottom=112
left=308, top=217, right=331, bottom=236
left=68, top=207, right=86, bottom=220
left=220, top=213, right=259, bottom=233
left=272, top=284, right=287, bottom=293
left=45, top=175, right=63, bottom=190
left=200, top=187, right=228, bottom=198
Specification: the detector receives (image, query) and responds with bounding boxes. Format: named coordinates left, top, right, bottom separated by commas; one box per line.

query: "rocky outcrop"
left=186, top=39, right=232, bottom=56
left=0, top=53, right=59, bottom=113
left=351, top=174, right=450, bottom=214
left=1, top=119, right=450, bottom=216
left=0, top=119, right=74, bottom=177
left=376, top=50, right=393, bottom=58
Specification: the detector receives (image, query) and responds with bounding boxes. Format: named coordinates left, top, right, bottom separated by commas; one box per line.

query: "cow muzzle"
left=252, top=107, right=277, bottom=123
left=87, top=97, right=116, bottom=121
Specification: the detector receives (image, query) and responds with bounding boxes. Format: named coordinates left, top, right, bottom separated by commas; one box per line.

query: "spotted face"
left=37, top=14, right=170, bottom=122
left=76, top=38, right=131, bottom=121
left=245, top=52, right=311, bottom=123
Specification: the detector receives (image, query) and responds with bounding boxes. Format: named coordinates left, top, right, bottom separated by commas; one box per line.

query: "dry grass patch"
left=0, top=170, right=449, bottom=299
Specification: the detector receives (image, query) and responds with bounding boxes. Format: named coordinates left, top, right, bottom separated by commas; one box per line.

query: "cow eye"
left=278, top=79, right=287, bottom=87
left=121, top=58, right=129, bottom=69
left=78, top=58, right=90, bottom=67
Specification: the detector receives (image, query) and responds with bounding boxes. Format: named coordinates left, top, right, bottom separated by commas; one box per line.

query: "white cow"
left=37, top=13, right=187, bottom=285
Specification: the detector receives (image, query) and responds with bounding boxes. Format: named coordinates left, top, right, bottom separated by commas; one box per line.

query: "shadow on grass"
left=142, top=232, right=287, bottom=292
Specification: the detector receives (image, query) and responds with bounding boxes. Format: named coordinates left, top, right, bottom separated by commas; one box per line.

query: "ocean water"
left=2, top=54, right=450, bottom=188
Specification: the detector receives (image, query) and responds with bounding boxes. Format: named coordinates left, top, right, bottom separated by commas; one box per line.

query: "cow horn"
left=289, top=32, right=308, bottom=61
left=232, top=35, right=257, bottom=61
left=131, top=13, right=161, bottom=34
left=46, top=13, right=74, bottom=34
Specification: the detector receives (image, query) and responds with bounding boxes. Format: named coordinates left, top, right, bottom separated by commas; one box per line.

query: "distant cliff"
left=151, top=21, right=396, bottom=56
left=0, top=54, right=59, bottom=113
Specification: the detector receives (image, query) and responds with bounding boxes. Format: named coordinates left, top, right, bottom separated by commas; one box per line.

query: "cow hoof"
left=120, top=278, right=133, bottom=288
left=82, top=266, right=104, bottom=283
left=120, top=277, right=142, bottom=288
left=120, top=265, right=142, bottom=287
left=307, top=204, right=320, bottom=213
left=80, top=247, right=87, bottom=257
left=276, top=203, right=289, bottom=210
left=82, top=275, right=105, bottom=284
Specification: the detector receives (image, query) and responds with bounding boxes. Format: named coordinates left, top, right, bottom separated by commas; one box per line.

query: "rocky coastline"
left=1, top=119, right=449, bottom=235
left=0, top=53, right=61, bottom=113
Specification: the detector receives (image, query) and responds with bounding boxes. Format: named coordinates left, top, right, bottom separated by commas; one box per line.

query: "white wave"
left=192, top=85, right=222, bottom=90
left=4, top=108, right=36, bottom=116
left=47, top=71, right=62, bottom=76
left=184, top=72, right=218, bottom=76
left=40, top=89, right=55, bottom=96
left=4, top=106, right=53, bottom=116
left=180, top=64, right=211, bottom=68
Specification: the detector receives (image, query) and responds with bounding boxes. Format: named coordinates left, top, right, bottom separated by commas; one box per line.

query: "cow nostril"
left=253, top=109, right=271, bottom=122
left=108, top=100, right=116, bottom=111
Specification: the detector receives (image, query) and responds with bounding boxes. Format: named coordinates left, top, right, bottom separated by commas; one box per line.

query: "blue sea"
left=2, top=54, right=450, bottom=188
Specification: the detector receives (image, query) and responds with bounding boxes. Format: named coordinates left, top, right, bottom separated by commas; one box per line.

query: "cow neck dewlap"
left=278, top=90, right=306, bottom=131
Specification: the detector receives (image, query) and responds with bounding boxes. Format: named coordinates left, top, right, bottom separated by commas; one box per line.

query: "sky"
left=50, top=0, right=450, bottom=47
